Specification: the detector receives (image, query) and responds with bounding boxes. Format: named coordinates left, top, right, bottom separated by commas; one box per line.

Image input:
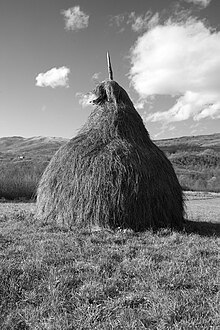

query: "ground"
left=0, top=192, right=219, bottom=329
left=1, top=191, right=219, bottom=223
left=185, top=191, right=220, bottom=223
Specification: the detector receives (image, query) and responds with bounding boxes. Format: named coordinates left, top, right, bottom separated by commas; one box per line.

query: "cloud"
left=147, top=92, right=220, bottom=122
left=110, top=11, right=159, bottom=33
left=183, top=0, right=212, bottom=8
left=92, top=72, right=102, bottom=82
left=110, top=14, right=126, bottom=27
left=76, top=92, right=95, bottom=108
left=130, top=19, right=220, bottom=122
left=134, top=101, right=146, bottom=110
left=36, top=67, right=70, bottom=88
left=129, top=12, right=159, bottom=32
left=61, top=6, right=89, bottom=31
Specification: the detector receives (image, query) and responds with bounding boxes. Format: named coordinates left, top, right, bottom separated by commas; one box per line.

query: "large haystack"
left=36, top=79, right=184, bottom=231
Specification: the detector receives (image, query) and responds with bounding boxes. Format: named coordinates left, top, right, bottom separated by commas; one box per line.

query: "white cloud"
left=110, top=11, right=159, bottom=33
left=76, top=92, right=95, bottom=108
left=129, top=12, right=159, bottom=32
left=183, top=0, right=212, bottom=8
left=36, top=67, right=70, bottom=88
left=134, top=100, right=146, bottom=110
left=61, top=6, right=89, bottom=31
left=130, top=19, right=220, bottom=122
left=147, top=92, right=220, bottom=122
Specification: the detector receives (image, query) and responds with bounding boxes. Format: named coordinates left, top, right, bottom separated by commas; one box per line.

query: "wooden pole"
left=107, top=51, right=113, bottom=80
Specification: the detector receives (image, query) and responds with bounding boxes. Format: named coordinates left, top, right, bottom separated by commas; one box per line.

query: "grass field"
left=0, top=194, right=219, bottom=329
left=185, top=192, right=220, bottom=223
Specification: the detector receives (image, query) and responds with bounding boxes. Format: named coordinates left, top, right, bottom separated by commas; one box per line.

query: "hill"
left=0, top=136, right=68, bottom=162
left=155, top=134, right=220, bottom=192
left=0, top=133, right=219, bottom=199
left=0, top=133, right=219, bottom=161
left=155, top=133, right=220, bottom=153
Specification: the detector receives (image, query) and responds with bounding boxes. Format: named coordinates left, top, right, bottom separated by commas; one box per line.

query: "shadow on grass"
left=184, top=219, right=220, bottom=237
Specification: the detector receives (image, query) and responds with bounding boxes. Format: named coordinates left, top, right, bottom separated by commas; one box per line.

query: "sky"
left=1, top=0, right=220, bottom=140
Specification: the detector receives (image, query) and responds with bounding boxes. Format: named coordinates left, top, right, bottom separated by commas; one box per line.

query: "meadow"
left=0, top=135, right=219, bottom=328
left=0, top=193, right=219, bottom=329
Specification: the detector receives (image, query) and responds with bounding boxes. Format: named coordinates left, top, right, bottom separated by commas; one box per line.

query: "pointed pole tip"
left=107, top=51, right=113, bottom=80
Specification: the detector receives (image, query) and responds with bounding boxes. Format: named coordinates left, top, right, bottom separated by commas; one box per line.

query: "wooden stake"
left=107, top=51, right=113, bottom=80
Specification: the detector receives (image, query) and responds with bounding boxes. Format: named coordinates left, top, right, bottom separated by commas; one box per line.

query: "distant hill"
left=0, top=133, right=219, bottom=160
left=0, top=136, right=68, bottom=200
left=155, top=133, right=220, bottom=153
left=0, top=136, right=68, bottom=162
left=154, top=133, right=220, bottom=192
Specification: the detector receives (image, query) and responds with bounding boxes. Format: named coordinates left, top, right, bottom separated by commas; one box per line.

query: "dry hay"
left=36, top=80, right=184, bottom=231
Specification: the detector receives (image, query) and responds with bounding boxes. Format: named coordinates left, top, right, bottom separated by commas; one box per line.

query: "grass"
left=0, top=205, right=219, bottom=329
left=0, top=161, right=48, bottom=200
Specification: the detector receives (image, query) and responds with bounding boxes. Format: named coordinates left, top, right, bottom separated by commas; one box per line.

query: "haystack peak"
left=93, top=79, right=133, bottom=108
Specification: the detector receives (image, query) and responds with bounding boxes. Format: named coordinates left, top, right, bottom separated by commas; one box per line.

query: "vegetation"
left=0, top=133, right=219, bottom=200
left=168, top=150, right=220, bottom=192
left=0, top=136, right=65, bottom=200
left=0, top=207, right=219, bottom=329
left=156, top=134, right=220, bottom=192
left=0, top=161, right=47, bottom=200
left=0, top=133, right=219, bottom=328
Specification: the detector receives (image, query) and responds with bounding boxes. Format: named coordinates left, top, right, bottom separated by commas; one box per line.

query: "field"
left=1, top=191, right=219, bottom=223
left=0, top=194, right=219, bottom=329
left=185, top=191, right=220, bottom=220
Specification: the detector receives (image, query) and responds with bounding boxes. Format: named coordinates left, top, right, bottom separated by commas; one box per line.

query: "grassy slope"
left=0, top=136, right=68, bottom=162
left=156, top=134, right=220, bottom=192
left=155, top=133, right=220, bottom=151
left=0, top=137, right=68, bottom=200
left=0, top=133, right=219, bottom=158
left=0, top=205, right=219, bottom=329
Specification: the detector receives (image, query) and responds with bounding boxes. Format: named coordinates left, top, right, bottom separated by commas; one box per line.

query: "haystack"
left=36, top=55, right=184, bottom=231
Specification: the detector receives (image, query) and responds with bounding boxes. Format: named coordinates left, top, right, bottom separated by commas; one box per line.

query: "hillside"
left=155, top=133, right=220, bottom=152
left=0, top=136, right=68, bottom=162
left=0, top=133, right=219, bottom=161
left=155, top=134, right=220, bottom=192
left=0, top=133, right=219, bottom=199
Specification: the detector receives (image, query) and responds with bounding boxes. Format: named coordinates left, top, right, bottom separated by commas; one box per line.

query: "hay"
left=36, top=80, right=184, bottom=231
